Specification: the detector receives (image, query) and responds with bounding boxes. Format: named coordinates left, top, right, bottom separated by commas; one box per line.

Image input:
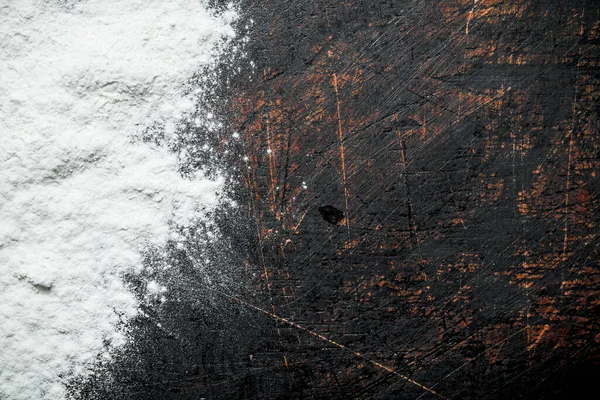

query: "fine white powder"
left=0, top=1, right=235, bottom=398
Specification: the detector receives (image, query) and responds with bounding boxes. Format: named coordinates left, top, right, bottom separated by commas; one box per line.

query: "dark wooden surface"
left=71, top=1, right=600, bottom=399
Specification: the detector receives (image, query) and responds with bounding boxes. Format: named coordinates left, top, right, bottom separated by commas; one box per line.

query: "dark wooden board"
left=71, top=1, right=600, bottom=399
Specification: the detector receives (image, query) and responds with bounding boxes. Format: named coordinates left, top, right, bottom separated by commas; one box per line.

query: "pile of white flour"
left=0, top=1, right=235, bottom=398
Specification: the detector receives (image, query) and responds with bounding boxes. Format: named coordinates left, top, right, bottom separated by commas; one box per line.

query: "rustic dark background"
left=71, top=1, right=600, bottom=399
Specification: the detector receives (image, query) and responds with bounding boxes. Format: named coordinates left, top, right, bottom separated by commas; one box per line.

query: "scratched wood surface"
left=227, top=0, right=600, bottom=398
left=71, top=1, right=600, bottom=399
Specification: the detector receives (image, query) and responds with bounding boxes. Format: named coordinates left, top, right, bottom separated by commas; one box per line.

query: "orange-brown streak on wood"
left=244, top=129, right=287, bottom=367
left=527, top=305, right=561, bottom=353
left=465, top=0, right=479, bottom=35
left=291, top=208, right=308, bottom=234
left=487, top=325, right=511, bottom=366
left=265, top=121, right=280, bottom=219
left=332, top=73, right=351, bottom=235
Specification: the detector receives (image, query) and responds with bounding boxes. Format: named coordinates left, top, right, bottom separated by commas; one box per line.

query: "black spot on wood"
left=318, top=205, right=345, bottom=225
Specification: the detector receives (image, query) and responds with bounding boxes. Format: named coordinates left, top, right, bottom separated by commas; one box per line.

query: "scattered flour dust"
left=0, top=0, right=236, bottom=398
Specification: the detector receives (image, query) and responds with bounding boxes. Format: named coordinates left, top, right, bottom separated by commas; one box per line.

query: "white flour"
left=0, top=1, right=235, bottom=398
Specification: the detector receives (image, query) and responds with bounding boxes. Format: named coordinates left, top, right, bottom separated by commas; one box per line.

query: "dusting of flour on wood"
left=0, top=1, right=236, bottom=398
